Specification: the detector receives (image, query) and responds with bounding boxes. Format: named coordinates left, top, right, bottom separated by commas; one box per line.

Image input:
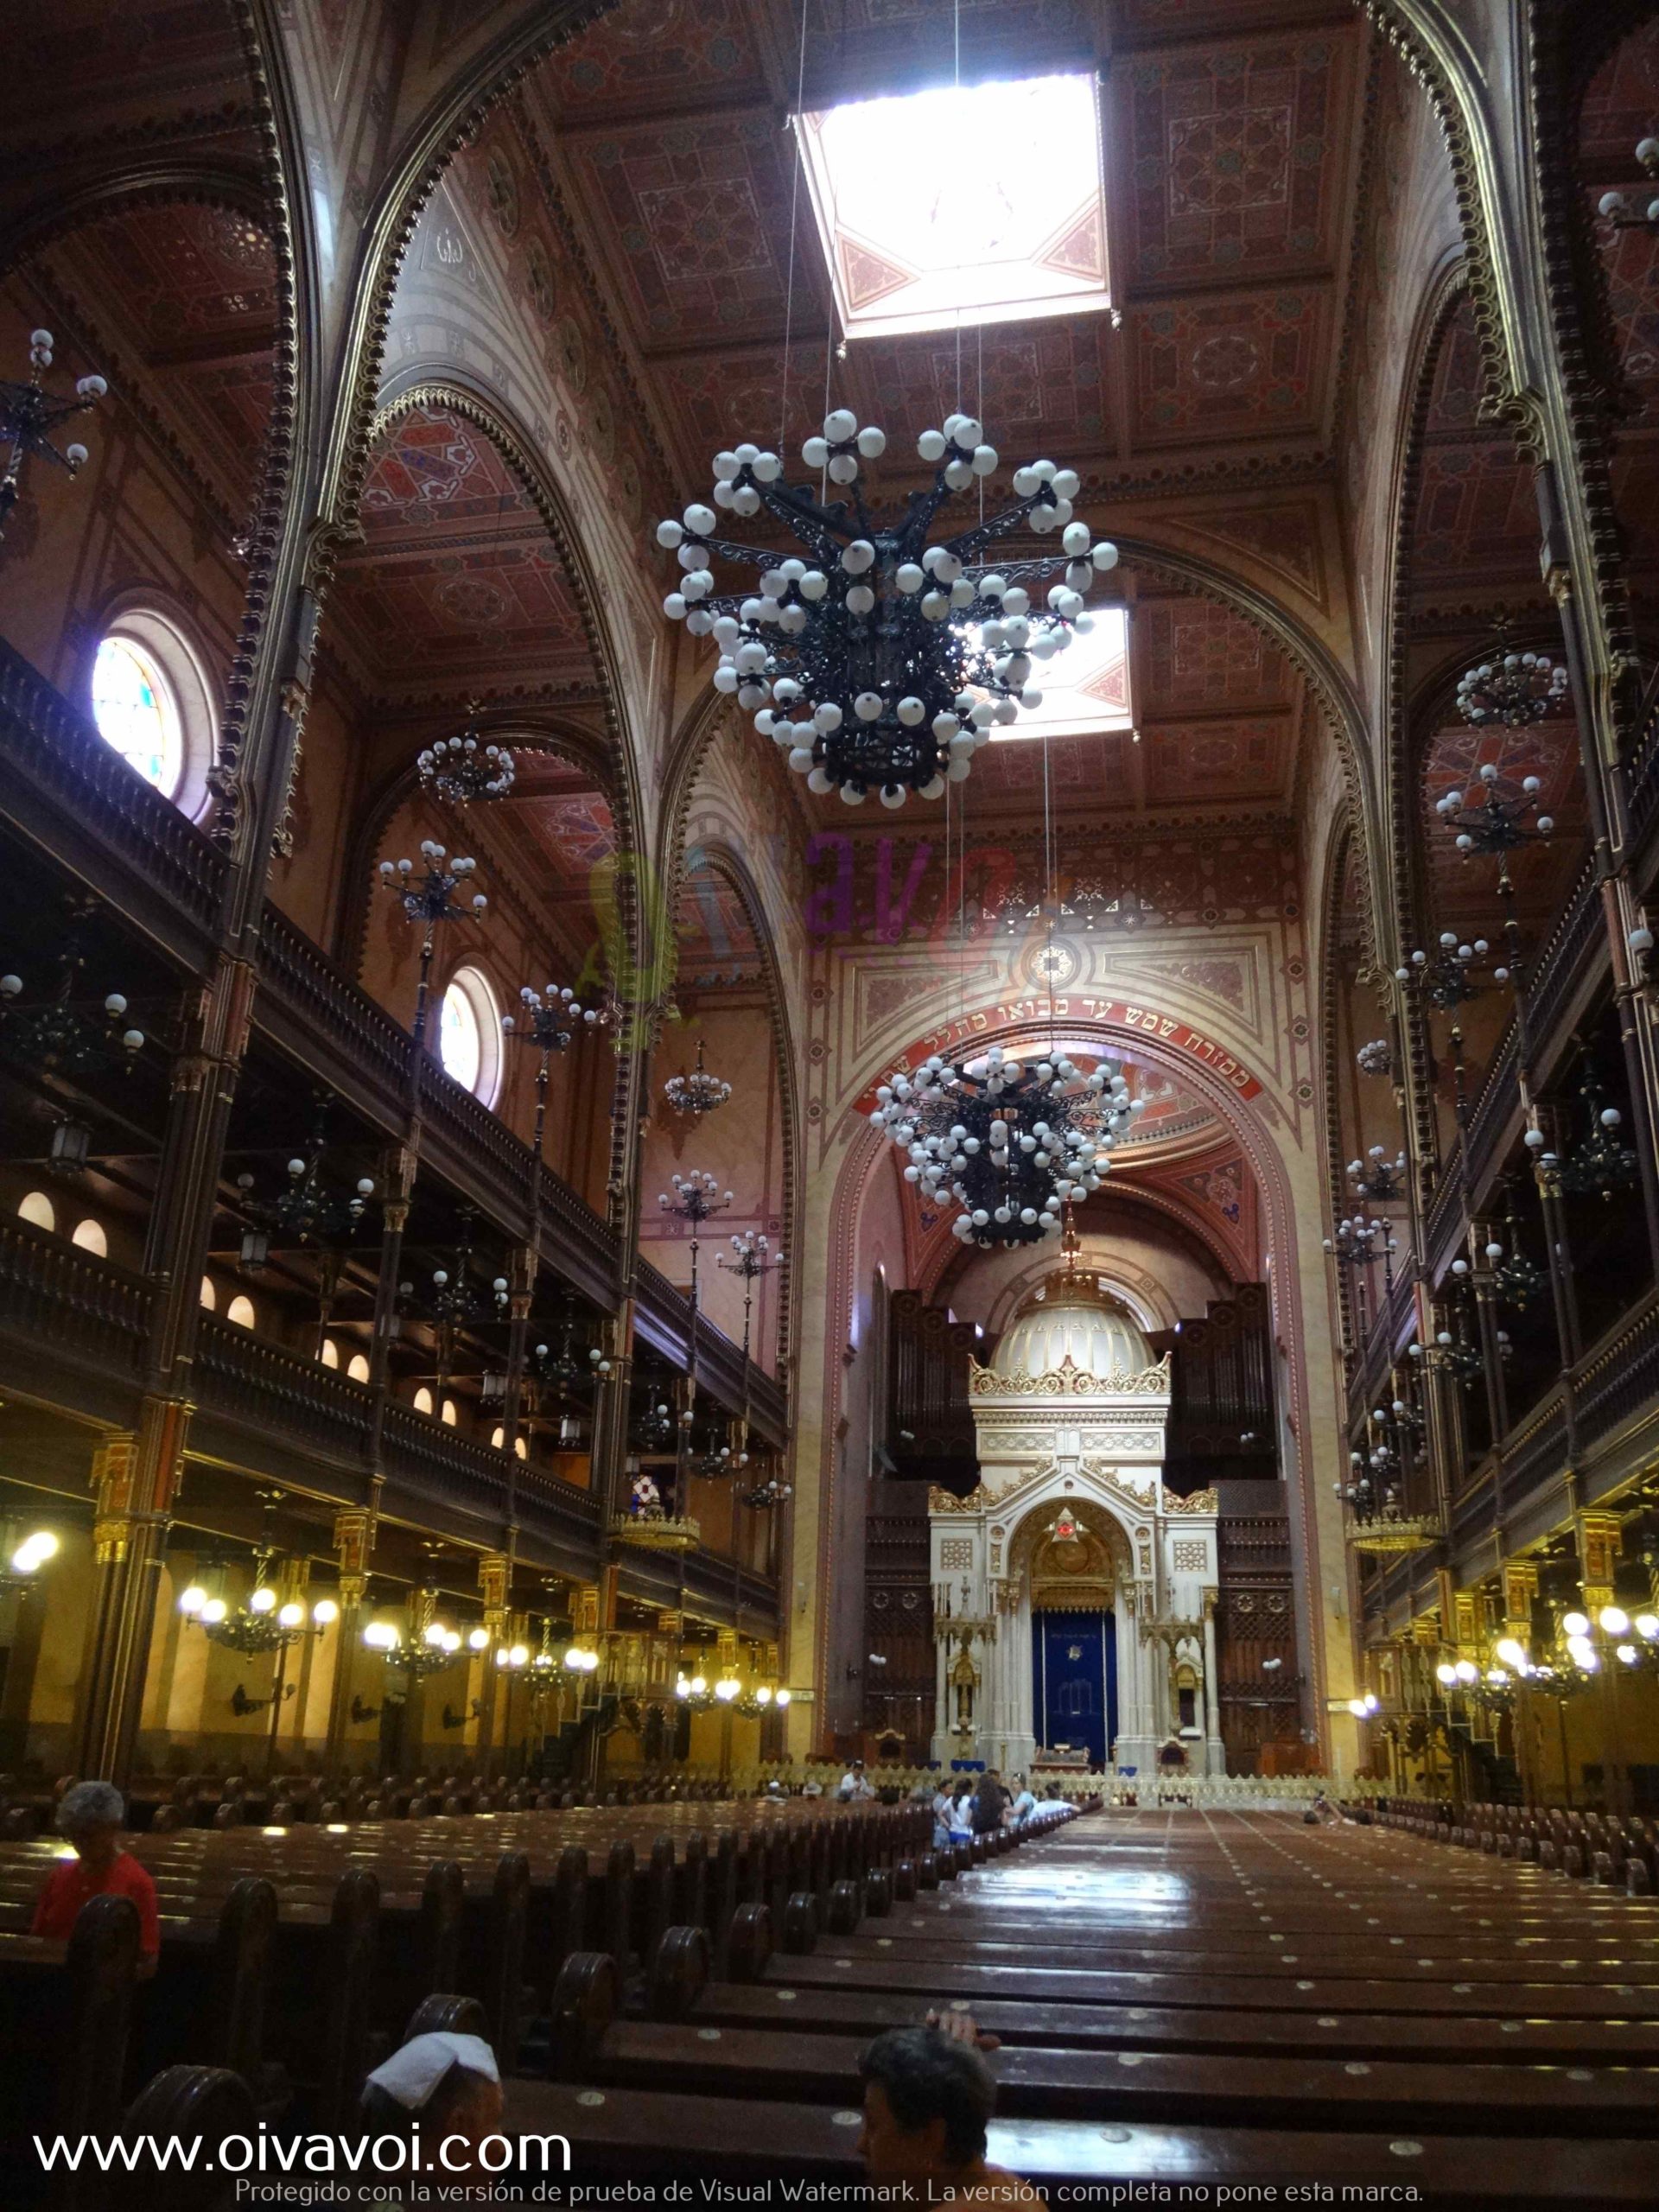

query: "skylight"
left=987, top=606, right=1132, bottom=740
left=800, top=73, right=1110, bottom=341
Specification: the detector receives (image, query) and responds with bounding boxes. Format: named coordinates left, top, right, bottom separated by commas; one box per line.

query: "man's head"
left=857, top=2027, right=995, bottom=2182
left=360, top=2033, right=504, bottom=2172
left=57, top=1781, right=125, bottom=1866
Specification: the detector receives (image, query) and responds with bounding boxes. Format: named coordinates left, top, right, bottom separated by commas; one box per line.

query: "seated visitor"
left=359, top=2031, right=504, bottom=2202
left=947, top=1780, right=976, bottom=1842
left=858, top=2017, right=1039, bottom=2204
left=31, top=1779, right=160, bottom=1974
left=1008, top=1776, right=1038, bottom=1827
left=838, top=1758, right=875, bottom=1802
left=970, top=1770, right=1007, bottom=1835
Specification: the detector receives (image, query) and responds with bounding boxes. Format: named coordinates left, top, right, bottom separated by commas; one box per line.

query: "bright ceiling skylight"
left=988, top=606, right=1131, bottom=740
left=800, top=73, right=1110, bottom=341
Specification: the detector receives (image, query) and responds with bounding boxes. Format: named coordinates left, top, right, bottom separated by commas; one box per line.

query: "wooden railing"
left=378, top=1398, right=594, bottom=1530
left=632, top=1255, right=787, bottom=1443
left=256, top=909, right=412, bottom=1119
left=192, top=1315, right=376, bottom=1467
left=0, top=1215, right=154, bottom=1382
left=0, top=638, right=228, bottom=944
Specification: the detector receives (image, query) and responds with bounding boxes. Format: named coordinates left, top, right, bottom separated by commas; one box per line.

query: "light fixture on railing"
left=398, top=1213, right=511, bottom=1331
left=1435, top=762, right=1555, bottom=856
left=1323, top=1215, right=1390, bottom=1274
left=743, top=1474, right=793, bottom=1510
left=364, top=1611, right=467, bottom=1681
left=0, top=330, right=105, bottom=548
left=416, top=705, right=515, bottom=806
left=675, top=1671, right=714, bottom=1711
left=664, top=1038, right=733, bottom=1118
left=658, top=1171, right=734, bottom=1313
left=1598, top=137, right=1659, bottom=232
left=1482, top=1189, right=1547, bottom=1311
left=1395, top=932, right=1492, bottom=1012
left=503, top=983, right=612, bottom=1161
left=1347, top=1147, right=1406, bottom=1203
left=377, top=841, right=488, bottom=1048
left=656, top=410, right=1118, bottom=804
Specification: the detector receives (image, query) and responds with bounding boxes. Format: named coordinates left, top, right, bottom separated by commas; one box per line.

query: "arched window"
left=346, top=1353, right=371, bottom=1382
left=17, top=1192, right=55, bottom=1233
left=514, top=1435, right=528, bottom=1463
left=413, top=1386, right=434, bottom=1414
left=440, top=1398, right=459, bottom=1428
left=491, top=1425, right=505, bottom=1449
left=70, top=1219, right=107, bottom=1256
left=319, top=1338, right=340, bottom=1369
left=200, top=1276, right=218, bottom=1312
left=90, top=635, right=183, bottom=794
left=87, top=611, right=217, bottom=814
left=226, top=1294, right=256, bottom=1329
left=437, top=967, right=501, bottom=1103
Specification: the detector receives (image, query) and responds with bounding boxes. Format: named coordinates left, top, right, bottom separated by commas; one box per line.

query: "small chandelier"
left=664, top=1038, right=732, bottom=1117
left=0, top=330, right=105, bottom=548
left=378, top=840, right=488, bottom=1049
left=1323, top=1215, right=1389, bottom=1274
left=503, top=982, right=607, bottom=1053
left=743, top=1474, right=792, bottom=1511
left=631, top=1395, right=676, bottom=1452
left=234, top=1104, right=374, bottom=1267
left=398, top=1216, right=510, bottom=1329
left=1455, top=644, right=1568, bottom=730
left=1557, top=1069, right=1638, bottom=1200
left=416, top=708, right=516, bottom=805
left=180, top=1561, right=337, bottom=1656
left=1481, top=1192, right=1547, bottom=1311
left=656, top=410, right=1119, bottom=804
left=1355, top=1038, right=1393, bottom=1078
left=1396, top=932, right=1493, bottom=1012
left=1348, top=1147, right=1406, bottom=1203
left=872, top=1046, right=1138, bottom=1249
left=0, top=947, right=144, bottom=1077
left=1598, top=137, right=1659, bottom=232
left=1433, top=763, right=1554, bottom=855
left=364, top=1605, right=480, bottom=1681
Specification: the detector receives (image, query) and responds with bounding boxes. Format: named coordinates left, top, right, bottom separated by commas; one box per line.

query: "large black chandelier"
left=1455, top=643, right=1568, bottom=729
left=233, top=1103, right=374, bottom=1268
left=416, top=707, right=515, bottom=806
left=664, top=1037, right=732, bottom=1118
left=1433, top=762, right=1554, bottom=855
left=1598, top=137, right=1659, bottom=232
left=872, top=1046, right=1140, bottom=1250
left=655, top=409, right=1120, bottom=804
left=0, top=329, right=105, bottom=547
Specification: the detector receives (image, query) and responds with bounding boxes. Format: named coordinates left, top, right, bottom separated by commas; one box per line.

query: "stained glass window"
left=91, top=635, right=183, bottom=793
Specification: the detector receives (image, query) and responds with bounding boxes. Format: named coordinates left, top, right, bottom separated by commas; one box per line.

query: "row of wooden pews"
left=0, top=1791, right=994, bottom=2205
left=1380, top=1796, right=1659, bottom=1892
left=494, top=1804, right=1659, bottom=2206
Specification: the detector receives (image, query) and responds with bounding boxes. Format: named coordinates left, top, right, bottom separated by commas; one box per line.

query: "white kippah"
left=365, top=2033, right=499, bottom=2112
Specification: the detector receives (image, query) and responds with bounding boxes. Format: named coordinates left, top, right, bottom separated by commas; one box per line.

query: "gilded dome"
left=993, top=1300, right=1151, bottom=1382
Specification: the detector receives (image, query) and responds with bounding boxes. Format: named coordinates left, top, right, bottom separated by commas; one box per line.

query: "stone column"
left=323, top=1506, right=376, bottom=1773
left=1202, top=1592, right=1224, bottom=1777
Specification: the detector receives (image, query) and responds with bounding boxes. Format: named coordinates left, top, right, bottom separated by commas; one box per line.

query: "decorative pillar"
left=1202, top=1591, right=1224, bottom=1776
left=474, top=1549, right=512, bottom=1782
left=323, top=1506, right=376, bottom=1771
left=1576, top=1513, right=1621, bottom=1618
left=74, top=1404, right=189, bottom=1785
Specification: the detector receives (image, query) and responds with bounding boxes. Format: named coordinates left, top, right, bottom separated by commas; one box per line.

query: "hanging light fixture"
left=1355, top=1038, right=1394, bottom=1078
left=655, top=411, right=1118, bottom=805
left=377, top=841, right=488, bottom=1048
left=664, top=1038, right=733, bottom=1118
left=0, top=944, right=144, bottom=1077
left=872, top=1046, right=1138, bottom=1249
left=1598, top=137, right=1659, bottom=232
left=1455, top=641, right=1568, bottom=730
left=416, top=705, right=516, bottom=806
left=178, top=1513, right=336, bottom=1657
left=1433, top=762, right=1554, bottom=855
left=1481, top=1188, right=1547, bottom=1311
left=233, top=1101, right=374, bottom=1268
left=1347, top=1147, right=1406, bottom=1203
left=1558, top=1066, right=1638, bottom=1200
left=503, top=982, right=609, bottom=1161
left=0, top=331, right=105, bottom=547
left=1395, top=931, right=1492, bottom=1011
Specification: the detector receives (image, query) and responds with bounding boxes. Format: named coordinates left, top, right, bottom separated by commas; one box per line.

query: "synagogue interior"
left=1, top=0, right=1658, bottom=2200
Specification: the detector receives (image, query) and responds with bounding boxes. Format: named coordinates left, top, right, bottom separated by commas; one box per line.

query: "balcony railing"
left=379, top=1398, right=600, bottom=1534
left=0, top=1215, right=154, bottom=1390
left=193, top=1315, right=377, bottom=1467
left=0, top=646, right=783, bottom=1434
left=0, top=639, right=228, bottom=946
left=632, top=1254, right=787, bottom=1444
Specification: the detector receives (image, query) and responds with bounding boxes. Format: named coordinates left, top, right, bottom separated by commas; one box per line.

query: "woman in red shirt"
left=31, top=1780, right=160, bottom=1974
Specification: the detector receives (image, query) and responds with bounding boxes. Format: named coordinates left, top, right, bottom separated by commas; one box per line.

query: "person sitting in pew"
left=30, top=1780, right=159, bottom=1975
left=857, top=2018, right=1039, bottom=2205
left=1007, top=1777, right=1037, bottom=1827
left=359, top=2031, right=504, bottom=2205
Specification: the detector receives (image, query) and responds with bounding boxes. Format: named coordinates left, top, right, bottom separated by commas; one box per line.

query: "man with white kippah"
left=358, top=2031, right=504, bottom=2206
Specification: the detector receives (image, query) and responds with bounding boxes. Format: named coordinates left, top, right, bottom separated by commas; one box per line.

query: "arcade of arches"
left=3, top=0, right=1659, bottom=1845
